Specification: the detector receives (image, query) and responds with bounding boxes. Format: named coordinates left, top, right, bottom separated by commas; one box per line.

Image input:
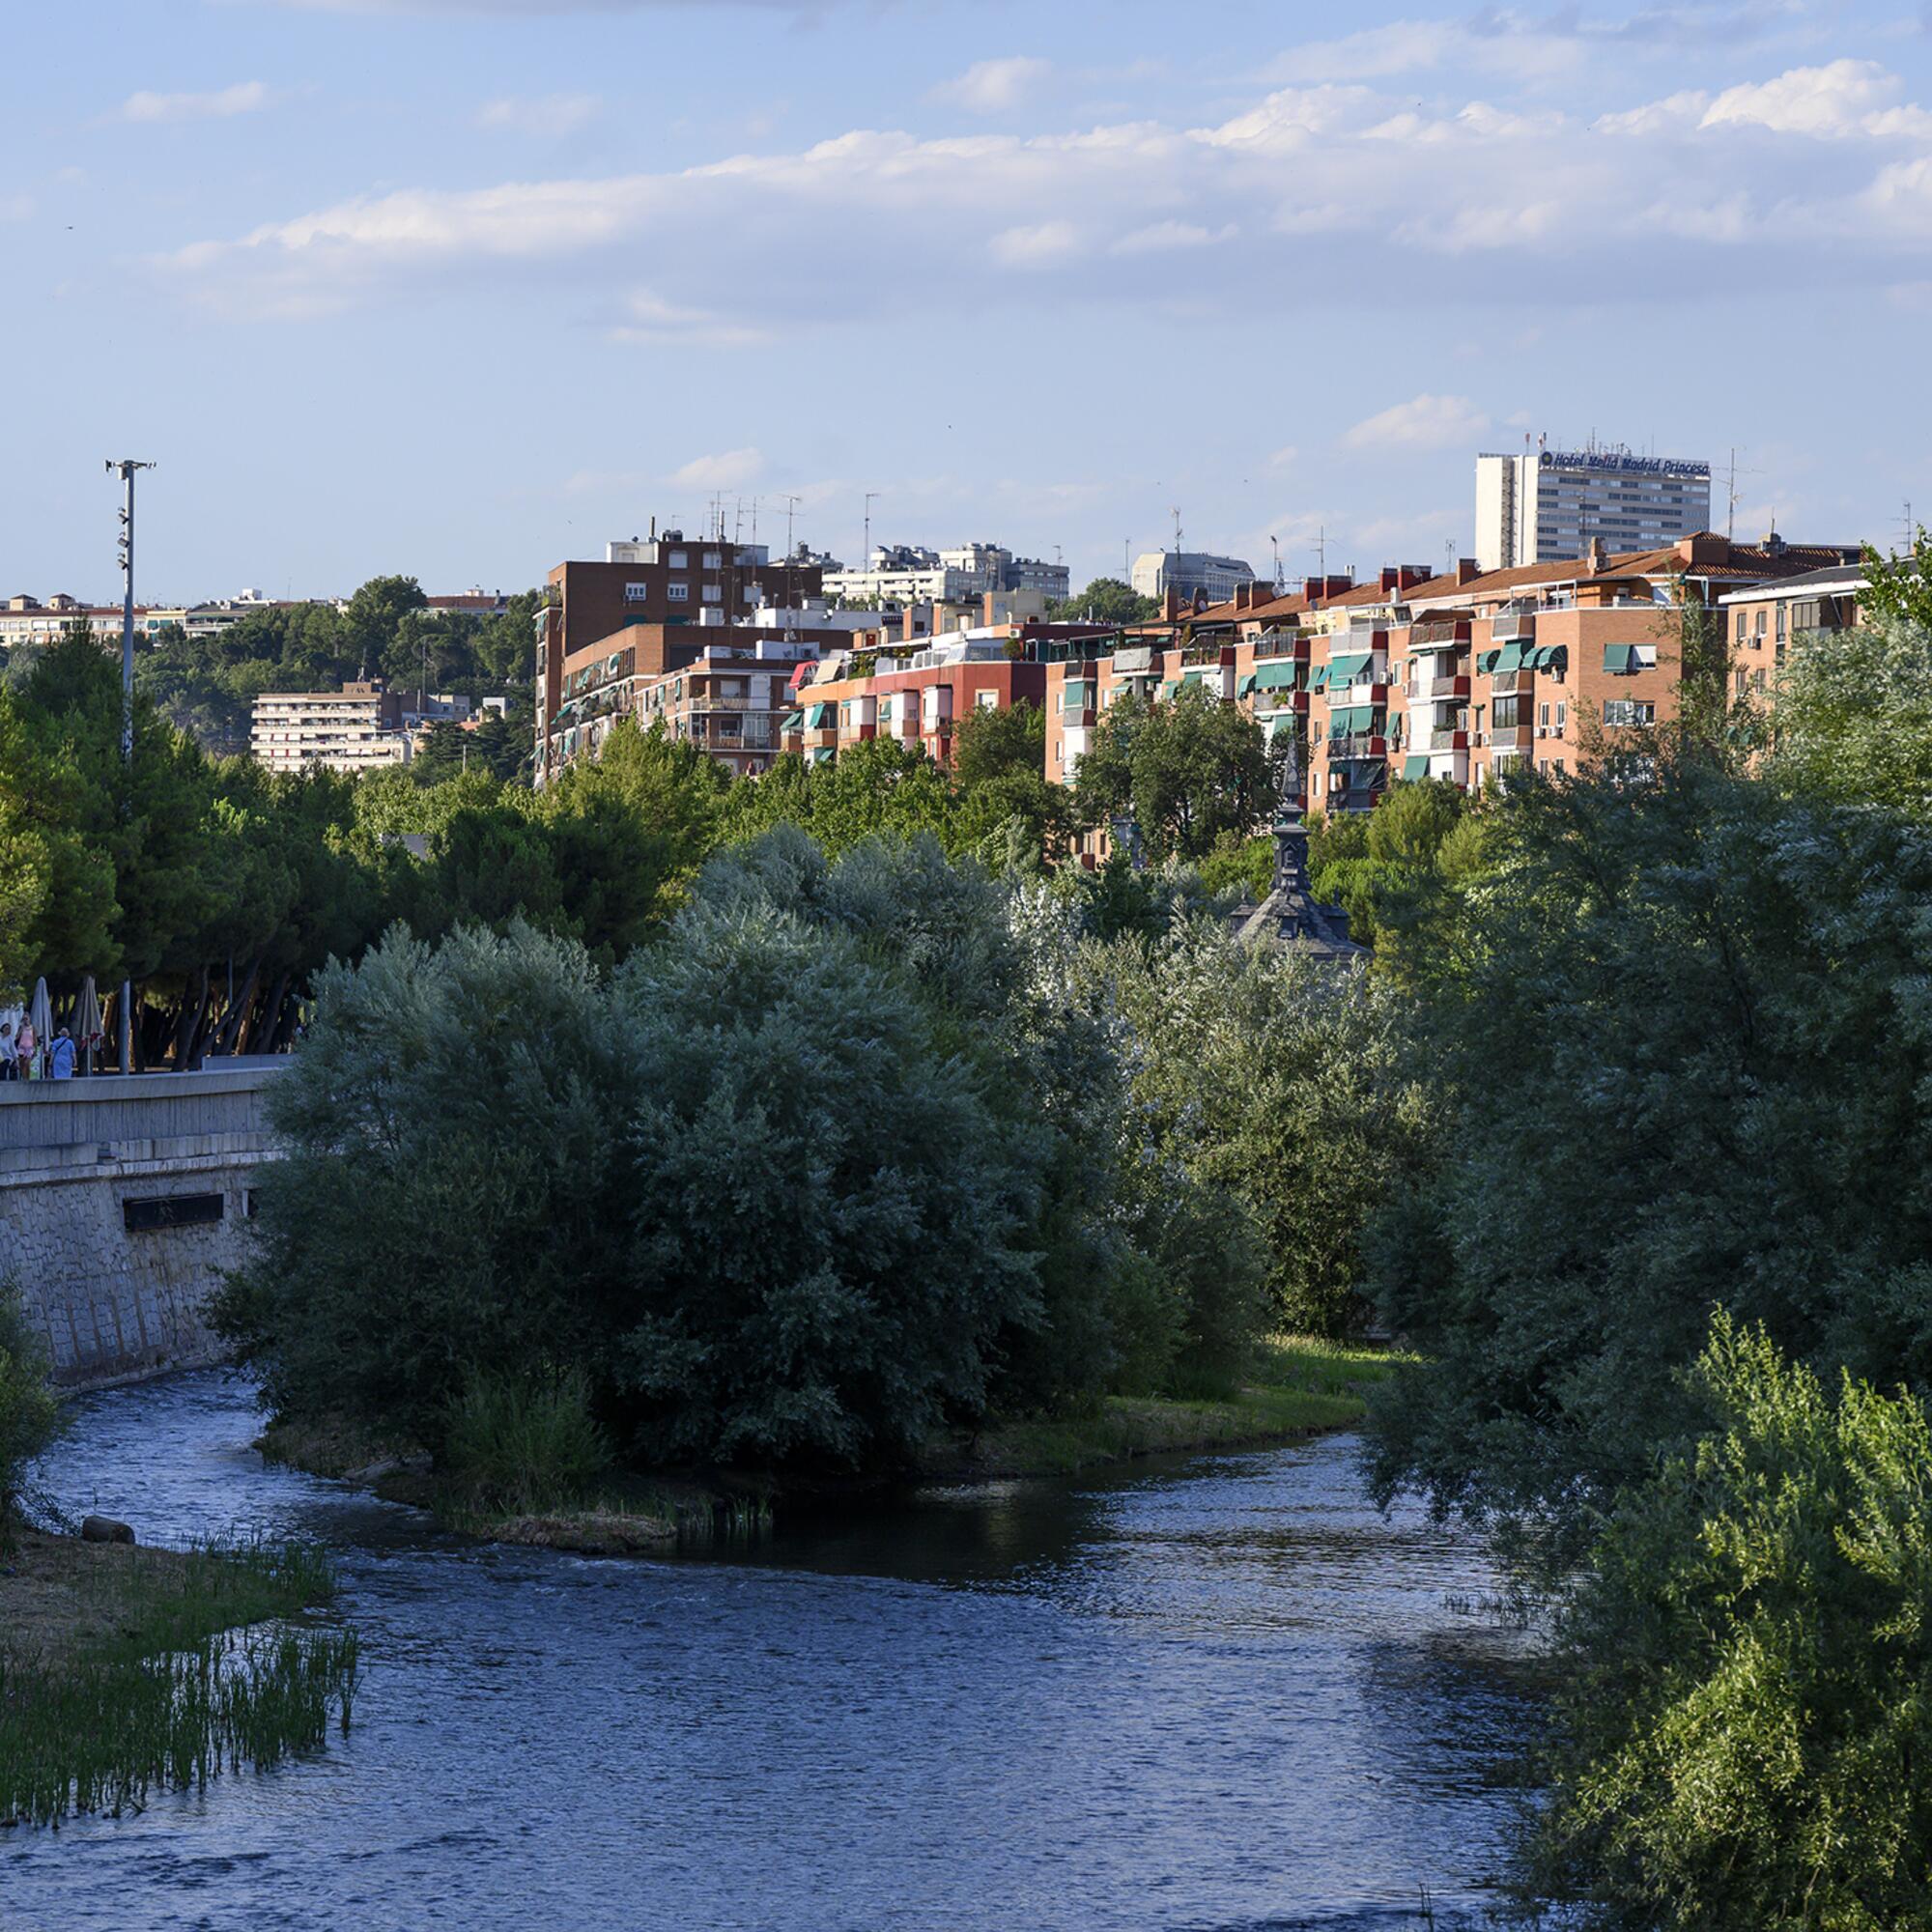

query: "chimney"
left=1456, top=558, right=1481, bottom=584
left=1379, top=566, right=1400, bottom=593
left=1162, top=584, right=1182, bottom=622
left=1585, top=536, right=1606, bottom=575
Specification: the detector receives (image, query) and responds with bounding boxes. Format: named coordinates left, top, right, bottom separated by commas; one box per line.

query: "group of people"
left=0, top=1011, right=77, bottom=1081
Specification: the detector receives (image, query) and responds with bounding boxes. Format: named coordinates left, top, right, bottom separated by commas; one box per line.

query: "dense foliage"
left=1524, top=1316, right=1932, bottom=1928
left=0, top=1283, right=62, bottom=1528
left=216, top=832, right=1309, bottom=1472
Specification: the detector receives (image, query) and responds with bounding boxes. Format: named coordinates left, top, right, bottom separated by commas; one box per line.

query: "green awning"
left=1179, top=667, right=1215, bottom=686
left=1603, top=644, right=1636, bottom=672
left=1306, top=665, right=1330, bottom=691
left=1159, top=681, right=1179, bottom=699
left=1328, top=705, right=1380, bottom=736
left=805, top=701, right=834, bottom=727
left=780, top=710, right=803, bottom=731
left=810, top=747, right=835, bottom=765
left=1062, top=680, right=1093, bottom=707
left=1327, top=651, right=1374, bottom=687
left=1491, top=642, right=1528, bottom=671
left=1530, top=644, right=1566, bottom=670
left=1476, top=648, right=1501, bottom=673
left=1403, top=755, right=1430, bottom=780
left=1237, top=672, right=1258, bottom=696
left=1251, top=662, right=1300, bottom=692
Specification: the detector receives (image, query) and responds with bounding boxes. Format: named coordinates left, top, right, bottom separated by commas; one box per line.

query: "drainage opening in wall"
left=123, top=1192, right=226, bottom=1233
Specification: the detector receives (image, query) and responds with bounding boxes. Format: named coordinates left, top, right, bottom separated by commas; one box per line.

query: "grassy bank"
left=925, top=1335, right=1407, bottom=1479
left=0, top=1526, right=357, bottom=1827
left=260, top=1336, right=1404, bottom=1548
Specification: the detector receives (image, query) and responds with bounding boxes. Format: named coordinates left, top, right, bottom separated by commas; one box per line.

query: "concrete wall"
left=0, top=1062, right=287, bottom=1387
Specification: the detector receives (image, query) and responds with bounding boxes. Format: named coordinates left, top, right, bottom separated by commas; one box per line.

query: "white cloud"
left=1109, top=219, right=1234, bottom=255
left=1267, top=445, right=1298, bottom=469
left=476, top=93, right=602, bottom=136
left=932, top=56, right=1052, bottom=116
left=156, top=56, right=1932, bottom=328
left=1341, top=394, right=1492, bottom=452
left=989, top=219, right=1080, bottom=267
left=120, top=81, right=272, bottom=124
left=1700, top=60, right=1932, bottom=139
left=671, top=447, right=765, bottom=491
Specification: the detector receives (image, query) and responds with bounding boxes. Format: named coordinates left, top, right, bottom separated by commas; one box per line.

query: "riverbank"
left=257, top=1336, right=1406, bottom=1550
left=0, top=1523, right=357, bottom=1826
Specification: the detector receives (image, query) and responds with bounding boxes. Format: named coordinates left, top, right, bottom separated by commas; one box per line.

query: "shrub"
left=1524, top=1315, right=1932, bottom=1927
left=0, top=1279, right=61, bottom=1526
left=442, top=1367, right=610, bottom=1510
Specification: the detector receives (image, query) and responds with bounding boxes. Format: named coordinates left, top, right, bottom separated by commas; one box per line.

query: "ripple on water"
left=8, top=1373, right=1539, bottom=1932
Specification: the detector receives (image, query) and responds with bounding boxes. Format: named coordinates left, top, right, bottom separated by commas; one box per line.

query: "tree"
left=1307, top=779, right=1470, bottom=951
left=341, top=575, right=428, bottom=680
left=0, top=1281, right=63, bottom=1531
left=1363, top=753, right=1932, bottom=1570
left=1073, top=685, right=1272, bottom=862
left=1046, top=578, right=1160, bottom=624
left=1859, top=524, right=1932, bottom=633
left=1770, top=608, right=1932, bottom=818
left=1524, top=1315, right=1932, bottom=1928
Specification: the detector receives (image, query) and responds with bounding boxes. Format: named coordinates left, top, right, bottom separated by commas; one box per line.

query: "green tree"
left=1525, top=1315, right=1932, bottom=1929
left=1770, top=609, right=1932, bottom=817
left=0, top=1282, right=62, bottom=1531
left=1073, top=685, right=1272, bottom=862
left=1364, top=753, right=1932, bottom=1570
left=341, top=575, right=428, bottom=679
left=1859, top=524, right=1932, bottom=633
left=1046, top=578, right=1160, bottom=624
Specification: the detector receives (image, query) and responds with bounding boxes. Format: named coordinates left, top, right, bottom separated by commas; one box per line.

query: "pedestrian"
left=0, top=1018, right=14, bottom=1080
left=15, top=1017, right=36, bottom=1080
left=49, top=1027, right=75, bottom=1080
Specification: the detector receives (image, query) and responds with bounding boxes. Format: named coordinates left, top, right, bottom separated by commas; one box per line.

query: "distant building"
left=1476, top=440, right=1712, bottom=573
left=1130, top=550, right=1257, bottom=606
left=534, top=529, right=826, bottom=783
left=637, top=638, right=824, bottom=779
left=251, top=680, right=411, bottom=773
left=824, top=542, right=1068, bottom=609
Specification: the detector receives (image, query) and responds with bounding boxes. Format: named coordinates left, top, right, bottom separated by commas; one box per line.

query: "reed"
left=0, top=1538, right=357, bottom=1828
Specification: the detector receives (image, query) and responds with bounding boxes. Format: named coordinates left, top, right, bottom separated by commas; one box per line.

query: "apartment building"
left=1476, top=440, right=1712, bottom=572
left=782, top=633, right=1048, bottom=768
left=251, top=680, right=410, bottom=772
left=1042, top=533, right=1858, bottom=823
left=636, top=639, right=823, bottom=779
left=1129, top=549, right=1258, bottom=607
left=822, top=542, right=1069, bottom=609
left=1717, top=556, right=1871, bottom=704
left=0, top=592, right=128, bottom=649
left=534, top=532, right=825, bottom=782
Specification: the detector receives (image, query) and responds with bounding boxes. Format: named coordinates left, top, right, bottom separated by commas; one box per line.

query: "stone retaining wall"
left=0, top=1065, right=287, bottom=1387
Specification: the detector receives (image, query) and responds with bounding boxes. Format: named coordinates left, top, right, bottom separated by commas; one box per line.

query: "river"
left=5, top=1372, right=1539, bottom=1931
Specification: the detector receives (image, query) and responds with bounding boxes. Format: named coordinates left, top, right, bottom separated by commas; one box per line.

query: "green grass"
left=0, top=1536, right=357, bottom=1827
left=945, top=1334, right=1410, bottom=1478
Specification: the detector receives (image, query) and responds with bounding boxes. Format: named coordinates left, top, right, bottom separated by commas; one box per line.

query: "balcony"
left=1408, top=619, right=1471, bottom=649
left=1250, top=630, right=1308, bottom=661
left=1488, top=612, right=1536, bottom=643
left=1326, top=733, right=1387, bottom=760
left=1430, top=727, right=1469, bottom=752
left=1488, top=724, right=1534, bottom=752
left=1180, top=642, right=1233, bottom=668
left=1428, top=675, right=1469, bottom=700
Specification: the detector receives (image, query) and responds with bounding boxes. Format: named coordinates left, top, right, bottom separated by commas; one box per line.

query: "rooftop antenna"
left=105, top=457, right=155, bottom=1073
left=1171, top=506, right=1183, bottom=558
left=1904, top=499, right=1918, bottom=554
left=1314, top=526, right=1329, bottom=580
left=781, top=495, right=801, bottom=639
left=864, top=490, right=879, bottom=567
left=1269, top=533, right=1284, bottom=593
left=1723, top=448, right=1762, bottom=544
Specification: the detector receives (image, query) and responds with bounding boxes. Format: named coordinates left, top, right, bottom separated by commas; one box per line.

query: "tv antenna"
left=1724, top=447, right=1762, bottom=543
left=864, top=491, right=880, bottom=568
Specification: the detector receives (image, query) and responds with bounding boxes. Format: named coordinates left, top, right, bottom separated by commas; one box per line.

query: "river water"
left=5, top=1372, right=1538, bottom=1931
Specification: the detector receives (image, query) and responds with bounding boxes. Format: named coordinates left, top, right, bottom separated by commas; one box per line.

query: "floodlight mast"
left=105, top=458, right=155, bottom=1071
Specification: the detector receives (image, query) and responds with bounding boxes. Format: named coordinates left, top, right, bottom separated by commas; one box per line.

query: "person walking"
left=15, top=1017, right=36, bottom=1080
left=49, top=1027, right=75, bottom=1080
left=0, top=1018, right=14, bottom=1080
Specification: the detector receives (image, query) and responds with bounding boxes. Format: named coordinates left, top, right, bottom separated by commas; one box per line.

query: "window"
left=624, top=582, right=651, bottom=604
left=667, top=582, right=690, bottom=604
left=1776, top=605, right=1786, bottom=640
left=1492, top=696, right=1523, bottom=729
left=1538, top=702, right=1550, bottom=726
left=1556, top=701, right=1567, bottom=731
left=668, top=551, right=688, bottom=570
left=1755, top=610, right=1767, bottom=637
left=977, top=690, right=998, bottom=709
left=1752, top=668, right=1766, bottom=692
left=1603, top=698, right=1656, bottom=727
left=1735, top=611, right=1746, bottom=641
left=701, top=584, right=722, bottom=603
left=1736, top=668, right=1747, bottom=696
left=743, top=585, right=757, bottom=604
left=702, top=551, right=722, bottom=570
left=124, top=1192, right=224, bottom=1233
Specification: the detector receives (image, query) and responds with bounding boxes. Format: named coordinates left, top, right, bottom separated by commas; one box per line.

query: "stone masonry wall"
left=0, top=1065, right=286, bottom=1387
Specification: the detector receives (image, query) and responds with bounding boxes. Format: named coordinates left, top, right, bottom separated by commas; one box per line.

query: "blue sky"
left=3, top=0, right=1929, bottom=601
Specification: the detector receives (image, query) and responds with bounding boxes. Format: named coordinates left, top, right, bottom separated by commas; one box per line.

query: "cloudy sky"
left=5, top=0, right=1930, bottom=600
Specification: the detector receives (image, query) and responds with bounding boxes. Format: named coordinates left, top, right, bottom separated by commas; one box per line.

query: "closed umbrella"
left=28, top=977, right=52, bottom=1080
left=77, top=976, right=102, bottom=1076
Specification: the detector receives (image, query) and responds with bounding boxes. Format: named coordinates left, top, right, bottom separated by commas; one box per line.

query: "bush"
left=442, top=1367, right=610, bottom=1510
left=1524, top=1315, right=1932, bottom=1928
left=0, top=1280, right=61, bottom=1525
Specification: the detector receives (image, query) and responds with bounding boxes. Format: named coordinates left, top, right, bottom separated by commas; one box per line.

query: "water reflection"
left=6, top=1372, right=1538, bottom=1931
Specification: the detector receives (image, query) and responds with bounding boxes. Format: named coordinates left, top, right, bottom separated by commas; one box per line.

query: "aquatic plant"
left=0, top=1539, right=356, bottom=1828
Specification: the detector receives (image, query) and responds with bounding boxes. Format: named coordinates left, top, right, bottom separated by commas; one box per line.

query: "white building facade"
left=1129, top=550, right=1257, bottom=605
left=1475, top=443, right=1712, bottom=572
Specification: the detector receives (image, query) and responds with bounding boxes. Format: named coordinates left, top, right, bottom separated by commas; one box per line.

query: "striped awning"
left=810, top=747, right=835, bottom=765
left=1327, top=705, right=1381, bottom=736
left=805, top=702, right=834, bottom=727
left=1403, top=755, right=1430, bottom=780
left=1327, top=652, right=1374, bottom=687
left=780, top=710, right=804, bottom=731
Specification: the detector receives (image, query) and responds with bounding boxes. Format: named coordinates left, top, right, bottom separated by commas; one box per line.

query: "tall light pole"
left=106, top=459, right=155, bottom=1073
